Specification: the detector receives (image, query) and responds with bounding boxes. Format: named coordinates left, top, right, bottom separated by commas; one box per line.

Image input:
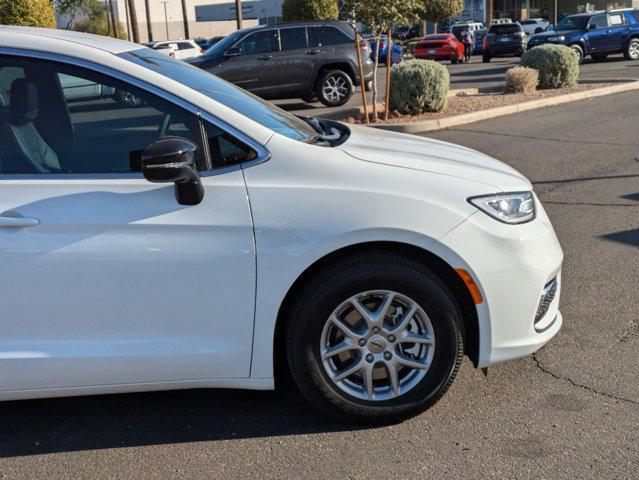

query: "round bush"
left=520, top=44, right=579, bottom=89
left=504, top=66, right=539, bottom=93
left=389, top=60, right=449, bottom=115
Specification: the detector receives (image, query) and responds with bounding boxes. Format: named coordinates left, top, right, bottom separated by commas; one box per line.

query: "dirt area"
left=345, top=83, right=613, bottom=125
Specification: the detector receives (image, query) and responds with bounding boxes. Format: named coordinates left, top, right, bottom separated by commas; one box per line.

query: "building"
left=111, top=0, right=284, bottom=42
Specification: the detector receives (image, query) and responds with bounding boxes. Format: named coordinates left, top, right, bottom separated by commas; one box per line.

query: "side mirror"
left=225, top=46, right=243, bottom=57
left=142, top=137, right=204, bottom=206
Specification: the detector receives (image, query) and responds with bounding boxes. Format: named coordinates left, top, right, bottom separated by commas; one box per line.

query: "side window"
left=318, top=26, right=352, bottom=46
left=280, top=27, right=308, bottom=51
left=0, top=65, right=25, bottom=107
left=630, top=11, right=639, bottom=24
left=178, top=42, right=194, bottom=50
left=589, top=15, right=608, bottom=29
left=238, top=30, right=278, bottom=55
left=0, top=56, right=205, bottom=174
left=308, top=27, right=321, bottom=47
left=608, top=14, right=624, bottom=26
left=204, top=122, right=257, bottom=169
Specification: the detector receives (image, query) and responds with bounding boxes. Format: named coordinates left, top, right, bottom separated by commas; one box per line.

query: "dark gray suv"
left=188, top=21, right=374, bottom=107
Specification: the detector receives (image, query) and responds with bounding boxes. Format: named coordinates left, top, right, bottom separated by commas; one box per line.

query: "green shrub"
left=505, top=66, right=539, bottom=93
left=389, top=59, right=449, bottom=114
left=520, top=44, right=579, bottom=89
left=0, top=0, right=56, bottom=28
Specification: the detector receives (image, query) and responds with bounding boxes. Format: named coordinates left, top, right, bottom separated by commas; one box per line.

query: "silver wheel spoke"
left=374, top=292, right=395, bottom=323
left=396, top=355, right=430, bottom=370
left=401, top=331, right=434, bottom=345
left=351, top=298, right=374, bottom=326
left=333, top=359, right=363, bottom=382
left=330, top=314, right=362, bottom=341
left=362, top=364, right=374, bottom=400
left=321, top=339, right=355, bottom=359
left=391, top=304, right=418, bottom=333
left=387, top=363, right=399, bottom=395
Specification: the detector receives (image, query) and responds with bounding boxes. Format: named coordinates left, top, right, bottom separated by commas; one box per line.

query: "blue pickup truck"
left=527, top=9, right=639, bottom=63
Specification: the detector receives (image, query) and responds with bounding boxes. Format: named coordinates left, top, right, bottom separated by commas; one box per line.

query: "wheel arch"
left=273, top=241, right=481, bottom=384
left=315, top=62, right=357, bottom=87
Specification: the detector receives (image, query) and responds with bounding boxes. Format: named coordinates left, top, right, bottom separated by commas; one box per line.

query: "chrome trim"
left=0, top=47, right=271, bottom=179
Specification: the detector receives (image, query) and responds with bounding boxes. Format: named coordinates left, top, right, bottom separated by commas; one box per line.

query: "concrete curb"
left=373, top=79, right=639, bottom=134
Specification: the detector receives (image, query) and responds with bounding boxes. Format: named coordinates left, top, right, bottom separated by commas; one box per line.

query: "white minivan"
left=0, top=27, right=563, bottom=423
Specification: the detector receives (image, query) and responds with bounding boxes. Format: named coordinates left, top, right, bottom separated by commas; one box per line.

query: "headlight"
left=548, top=35, right=565, bottom=41
left=468, top=192, right=536, bottom=224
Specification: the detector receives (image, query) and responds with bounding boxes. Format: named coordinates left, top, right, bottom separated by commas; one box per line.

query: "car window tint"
left=0, top=56, right=206, bottom=175
left=204, top=122, right=257, bottom=169
left=489, top=24, right=522, bottom=34
left=589, top=15, right=608, bottom=29
left=280, top=27, right=308, bottom=50
left=630, top=11, right=639, bottom=23
left=239, top=30, right=278, bottom=55
left=608, top=14, right=624, bottom=26
left=319, top=26, right=352, bottom=46
left=178, top=42, right=194, bottom=50
left=0, top=65, right=25, bottom=107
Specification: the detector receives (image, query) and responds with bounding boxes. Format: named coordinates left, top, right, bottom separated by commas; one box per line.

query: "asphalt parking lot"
left=1, top=92, right=637, bottom=479
left=275, top=53, right=639, bottom=118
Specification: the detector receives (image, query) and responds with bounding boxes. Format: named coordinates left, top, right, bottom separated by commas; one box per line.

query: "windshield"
left=555, top=16, right=589, bottom=30
left=118, top=48, right=318, bottom=142
left=203, top=29, right=245, bottom=57
left=489, top=24, right=522, bottom=34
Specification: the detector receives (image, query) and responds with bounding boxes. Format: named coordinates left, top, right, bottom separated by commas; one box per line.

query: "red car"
left=414, top=34, right=464, bottom=64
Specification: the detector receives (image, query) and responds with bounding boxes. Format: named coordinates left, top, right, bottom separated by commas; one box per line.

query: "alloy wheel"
left=320, top=290, right=436, bottom=402
left=629, top=40, right=639, bottom=60
left=321, top=74, right=349, bottom=104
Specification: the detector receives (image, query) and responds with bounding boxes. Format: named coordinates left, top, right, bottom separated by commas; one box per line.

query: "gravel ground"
left=345, top=83, right=613, bottom=124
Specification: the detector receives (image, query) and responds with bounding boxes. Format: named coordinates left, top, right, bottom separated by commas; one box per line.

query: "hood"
left=531, top=29, right=578, bottom=39
left=337, top=124, right=532, bottom=191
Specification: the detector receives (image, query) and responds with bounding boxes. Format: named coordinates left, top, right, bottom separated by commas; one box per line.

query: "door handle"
left=0, top=215, right=40, bottom=228
left=306, top=49, right=320, bottom=55
left=258, top=55, right=272, bottom=60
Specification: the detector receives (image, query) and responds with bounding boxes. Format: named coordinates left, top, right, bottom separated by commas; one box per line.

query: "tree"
left=55, top=0, right=125, bottom=38
left=127, top=0, right=140, bottom=43
left=420, top=0, right=464, bottom=33
left=108, top=0, right=118, bottom=38
left=282, top=0, right=338, bottom=22
left=342, top=0, right=422, bottom=121
left=0, top=0, right=56, bottom=28
left=486, top=0, right=493, bottom=26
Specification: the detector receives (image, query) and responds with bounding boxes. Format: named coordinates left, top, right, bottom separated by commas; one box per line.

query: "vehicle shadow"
left=600, top=227, right=639, bottom=248
left=0, top=382, right=368, bottom=458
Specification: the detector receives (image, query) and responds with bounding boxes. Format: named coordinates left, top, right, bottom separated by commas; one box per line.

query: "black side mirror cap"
left=225, top=46, right=243, bottom=57
left=142, top=136, right=204, bottom=205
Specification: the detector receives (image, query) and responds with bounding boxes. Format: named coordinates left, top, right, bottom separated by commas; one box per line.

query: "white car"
left=143, top=39, right=203, bottom=60
left=0, top=27, right=563, bottom=423
left=520, top=18, right=550, bottom=35
left=491, top=18, right=513, bottom=25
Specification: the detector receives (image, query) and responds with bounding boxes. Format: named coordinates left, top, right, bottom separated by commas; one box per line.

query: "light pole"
left=235, top=0, right=243, bottom=30
left=161, top=1, right=170, bottom=40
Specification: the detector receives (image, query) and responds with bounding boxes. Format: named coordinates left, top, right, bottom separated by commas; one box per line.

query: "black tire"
left=569, top=44, right=584, bottom=64
left=316, top=69, right=353, bottom=107
left=591, top=53, right=608, bottom=62
left=482, top=54, right=491, bottom=63
left=534, top=27, right=543, bottom=34
left=451, top=57, right=458, bottom=64
left=285, top=251, right=464, bottom=424
left=623, top=38, right=639, bottom=60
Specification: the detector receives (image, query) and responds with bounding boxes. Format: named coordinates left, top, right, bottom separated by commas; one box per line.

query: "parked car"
left=393, top=23, right=421, bottom=41
left=473, top=29, right=486, bottom=54
left=144, top=40, right=203, bottom=60
left=527, top=9, right=639, bottom=63
left=195, top=36, right=225, bottom=51
left=188, top=21, right=374, bottom=107
left=414, top=33, right=464, bottom=64
left=367, top=34, right=403, bottom=64
left=520, top=18, right=550, bottom=35
left=483, top=22, right=527, bottom=62
left=0, top=27, right=563, bottom=423
left=491, top=18, right=513, bottom=25
left=450, top=21, right=484, bottom=41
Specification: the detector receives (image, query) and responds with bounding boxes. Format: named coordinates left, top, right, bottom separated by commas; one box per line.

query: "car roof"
left=0, top=25, right=137, bottom=53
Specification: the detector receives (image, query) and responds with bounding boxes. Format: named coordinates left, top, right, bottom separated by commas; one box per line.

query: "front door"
left=586, top=14, right=610, bottom=52
left=0, top=55, right=256, bottom=393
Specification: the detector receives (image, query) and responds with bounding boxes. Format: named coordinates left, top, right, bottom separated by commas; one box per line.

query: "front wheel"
left=286, top=252, right=464, bottom=424
left=316, top=69, right=354, bottom=107
left=624, top=38, right=639, bottom=60
left=570, top=44, right=584, bottom=64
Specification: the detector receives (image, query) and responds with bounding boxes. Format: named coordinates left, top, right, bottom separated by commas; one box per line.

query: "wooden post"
left=181, top=0, right=190, bottom=39
left=127, top=0, right=140, bottom=43
left=144, top=0, right=153, bottom=42
left=235, top=0, right=243, bottom=30
left=384, top=28, right=392, bottom=122
left=355, top=29, right=370, bottom=125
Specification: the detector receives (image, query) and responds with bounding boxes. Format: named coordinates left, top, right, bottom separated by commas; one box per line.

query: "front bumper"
left=442, top=194, right=563, bottom=368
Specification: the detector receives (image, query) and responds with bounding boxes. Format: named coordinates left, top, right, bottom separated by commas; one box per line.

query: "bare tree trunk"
left=181, top=0, right=190, bottom=39
left=127, top=0, right=140, bottom=43
left=486, top=0, right=494, bottom=26
left=108, top=0, right=119, bottom=38
left=421, top=20, right=426, bottom=37
left=371, top=34, right=381, bottom=123
left=144, top=0, right=153, bottom=42
left=235, top=0, right=243, bottom=30
left=384, top=28, right=392, bottom=122
left=354, top=28, right=369, bottom=125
